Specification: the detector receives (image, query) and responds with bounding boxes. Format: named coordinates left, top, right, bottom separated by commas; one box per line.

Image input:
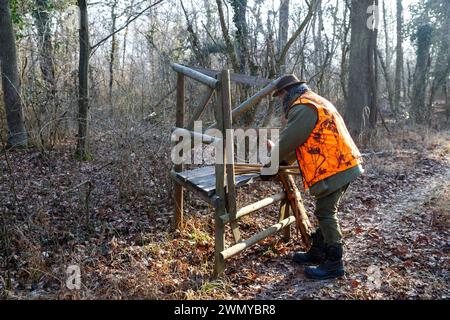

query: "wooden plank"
left=221, top=69, right=241, bottom=244
left=189, top=66, right=271, bottom=87
left=220, top=216, right=296, bottom=260
left=220, top=192, right=286, bottom=224
left=171, top=63, right=219, bottom=88
left=178, top=165, right=215, bottom=180
left=186, top=87, right=215, bottom=130
left=169, top=170, right=217, bottom=207
left=176, top=166, right=259, bottom=197
left=279, top=174, right=312, bottom=246
left=173, top=73, right=185, bottom=230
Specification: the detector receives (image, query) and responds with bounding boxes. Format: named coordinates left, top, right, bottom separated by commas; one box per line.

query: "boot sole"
left=304, top=270, right=345, bottom=280
left=293, top=259, right=321, bottom=266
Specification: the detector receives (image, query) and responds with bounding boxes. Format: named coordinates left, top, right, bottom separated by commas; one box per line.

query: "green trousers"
left=314, top=183, right=349, bottom=245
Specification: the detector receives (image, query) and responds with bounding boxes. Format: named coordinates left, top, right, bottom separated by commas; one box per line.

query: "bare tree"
left=346, top=0, right=378, bottom=139
left=76, top=0, right=90, bottom=159
left=427, top=0, right=450, bottom=126
left=339, top=0, right=351, bottom=103
left=380, top=0, right=395, bottom=116
left=394, top=0, right=404, bottom=115
left=411, top=24, right=432, bottom=124
left=216, top=0, right=240, bottom=72
left=231, top=0, right=249, bottom=74
left=0, top=0, right=28, bottom=148
left=33, top=0, right=56, bottom=91
left=277, top=0, right=290, bottom=74
left=108, top=0, right=118, bottom=112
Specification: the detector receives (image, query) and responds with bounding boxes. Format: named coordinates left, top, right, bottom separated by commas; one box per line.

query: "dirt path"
left=254, top=155, right=449, bottom=299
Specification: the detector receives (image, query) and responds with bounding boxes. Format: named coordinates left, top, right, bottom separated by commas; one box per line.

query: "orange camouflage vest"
left=291, top=91, right=362, bottom=189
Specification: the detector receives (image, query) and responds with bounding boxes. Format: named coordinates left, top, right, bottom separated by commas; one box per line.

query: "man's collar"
left=282, top=84, right=310, bottom=117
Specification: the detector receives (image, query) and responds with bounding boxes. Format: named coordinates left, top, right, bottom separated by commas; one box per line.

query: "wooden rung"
left=220, top=192, right=286, bottom=224
left=220, top=216, right=296, bottom=260
left=172, top=63, right=219, bottom=88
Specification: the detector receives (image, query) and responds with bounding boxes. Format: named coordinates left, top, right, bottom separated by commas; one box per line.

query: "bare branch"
left=216, top=0, right=240, bottom=72
left=90, top=0, right=165, bottom=52
left=277, top=0, right=317, bottom=69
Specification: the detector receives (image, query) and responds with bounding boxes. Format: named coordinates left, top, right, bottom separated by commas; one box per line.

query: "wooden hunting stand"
left=169, top=63, right=312, bottom=277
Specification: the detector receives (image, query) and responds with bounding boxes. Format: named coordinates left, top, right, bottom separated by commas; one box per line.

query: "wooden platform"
left=171, top=166, right=260, bottom=198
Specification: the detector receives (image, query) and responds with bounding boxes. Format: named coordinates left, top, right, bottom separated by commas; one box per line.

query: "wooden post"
left=221, top=70, right=241, bottom=244
left=278, top=199, right=291, bottom=242
left=213, top=74, right=226, bottom=277
left=173, top=73, right=185, bottom=230
left=279, top=174, right=312, bottom=246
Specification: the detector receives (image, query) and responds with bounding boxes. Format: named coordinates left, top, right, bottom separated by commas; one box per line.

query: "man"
left=264, top=74, right=363, bottom=280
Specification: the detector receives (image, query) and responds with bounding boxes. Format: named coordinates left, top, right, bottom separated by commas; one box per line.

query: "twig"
left=61, top=180, right=91, bottom=196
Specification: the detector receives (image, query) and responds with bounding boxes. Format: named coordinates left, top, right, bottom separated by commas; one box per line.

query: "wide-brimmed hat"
left=272, top=74, right=306, bottom=97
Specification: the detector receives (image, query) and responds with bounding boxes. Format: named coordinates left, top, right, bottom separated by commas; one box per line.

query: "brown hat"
left=272, top=74, right=306, bottom=97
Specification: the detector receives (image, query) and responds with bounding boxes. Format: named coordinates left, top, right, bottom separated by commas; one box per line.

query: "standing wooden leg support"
left=220, top=70, right=241, bottom=244
left=279, top=199, right=291, bottom=242
left=174, top=184, right=184, bottom=230
left=173, top=72, right=185, bottom=230
left=279, top=174, right=312, bottom=246
left=214, top=208, right=226, bottom=277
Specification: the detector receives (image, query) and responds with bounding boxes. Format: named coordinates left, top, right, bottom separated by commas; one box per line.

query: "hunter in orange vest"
left=265, top=74, right=364, bottom=280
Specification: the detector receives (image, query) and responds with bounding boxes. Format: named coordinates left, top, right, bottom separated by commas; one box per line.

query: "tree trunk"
left=340, top=1, right=350, bottom=104
left=0, top=0, right=28, bottom=147
left=180, top=0, right=206, bottom=66
left=262, top=0, right=289, bottom=126
left=231, top=0, right=249, bottom=74
left=216, top=0, right=240, bottom=72
left=427, top=1, right=450, bottom=126
left=411, top=24, right=432, bottom=125
left=346, top=0, right=378, bottom=139
left=277, top=0, right=289, bottom=74
left=109, top=0, right=117, bottom=113
left=368, top=4, right=378, bottom=133
left=33, top=0, right=55, bottom=91
left=381, top=0, right=395, bottom=116
left=393, top=0, right=403, bottom=114
left=231, top=0, right=256, bottom=126
left=75, top=0, right=90, bottom=159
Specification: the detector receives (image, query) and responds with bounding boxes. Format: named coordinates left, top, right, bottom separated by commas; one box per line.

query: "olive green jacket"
left=275, top=98, right=364, bottom=199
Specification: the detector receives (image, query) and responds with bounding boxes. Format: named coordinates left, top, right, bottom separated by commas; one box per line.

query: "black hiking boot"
left=293, top=230, right=326, bottom=265
left=304, top=243, right=345, bottom=280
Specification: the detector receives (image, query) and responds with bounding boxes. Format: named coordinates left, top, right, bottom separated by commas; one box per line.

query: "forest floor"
left=0, top=127, right=449, bottom=300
